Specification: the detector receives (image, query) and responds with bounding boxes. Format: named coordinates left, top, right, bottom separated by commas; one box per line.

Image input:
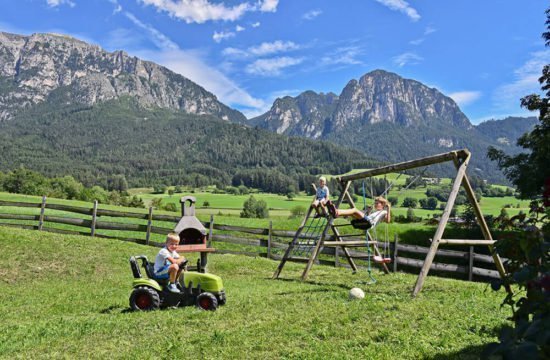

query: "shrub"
left=289, top=205, right=306, bottom=218
left=163, top=202, right=177, bottom=212
left=402, top=197, right=418, bottom=208
left=151, top=198, right=163, bottom=209
left=241, top=195, right=269, bottom=219
left=153, top=184, right=167, bottom=194
left=127, top=195, right=145, bottom=208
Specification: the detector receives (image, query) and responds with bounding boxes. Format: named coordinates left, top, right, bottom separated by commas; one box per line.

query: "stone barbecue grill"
left=173, top=196, right=214, bottom=272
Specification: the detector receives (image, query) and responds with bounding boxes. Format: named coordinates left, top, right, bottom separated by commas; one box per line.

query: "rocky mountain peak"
left=0, top=31, right=245, bottom=122
left=251, top=69, right=472, bottom=139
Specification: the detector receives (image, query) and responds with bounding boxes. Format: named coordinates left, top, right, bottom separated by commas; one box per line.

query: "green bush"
left=163, top=202, right=177, bottom=212
left=240, top=195, right=269, bottom=219
left=289, top=205, right=306, bottom=218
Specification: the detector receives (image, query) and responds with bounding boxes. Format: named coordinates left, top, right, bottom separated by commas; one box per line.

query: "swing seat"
left=350, top=218, right=372, bottom=230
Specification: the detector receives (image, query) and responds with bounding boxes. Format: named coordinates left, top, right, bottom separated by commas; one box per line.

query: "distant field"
left=0, top=227, right=511, bottom=359
left=0, top=184, right=531, bottom=244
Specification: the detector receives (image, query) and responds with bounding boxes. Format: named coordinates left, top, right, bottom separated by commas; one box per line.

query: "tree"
left=461, top=202, right=476, bottom=228
left=484, top=9, right=550, bottom=359
left=153, top=184, right=167, bottom=194
left=487, top=22, right=550, bottom=200
left=406, top=208, right=416, bottom=222
left=402, top=197, right=418, bottom=208
left=240, top=196, right=269, bottom=218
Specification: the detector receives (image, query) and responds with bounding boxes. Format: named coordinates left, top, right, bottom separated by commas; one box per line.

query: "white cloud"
left=374, top=0, right=420, bottom=21
left=321, top=46, right=363, bottom=66
left=424, top=26, right=436, bottom=35
left=493, top=50, right=550, bottom=110
left=213, top=30, right=235, bottom=43
left=303, top=9, right=322, bottom=20
left=258, top=0, right=278, bottom=12
left=46, top=0, right=75, bottom=7
left=246, top=56, right=304, bottom=76
left=251, top=22, right=261, bottom=28
left=409, top=38, right=424, bottom=45
left=123, top=12, right=264, bottom=113
left=223, top=40, right=300, bottom=58
left=392, top=52, right=423, bottom=67
left=448, top=91, right=482, bottom=107
left=138, top=0, right=278, bottom=24
left=222, top=47, right=249, bottom=58
left=235, top=25, right=245, bottom=32
left=107, top=0, right=122, bottom=13
left=249, top=40, right=300, bottom=56
left=125, top=12, right=179, bottom=50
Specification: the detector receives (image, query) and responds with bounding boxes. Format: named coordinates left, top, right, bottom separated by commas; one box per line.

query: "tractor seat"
left=144, top=262, right=169, bottom=286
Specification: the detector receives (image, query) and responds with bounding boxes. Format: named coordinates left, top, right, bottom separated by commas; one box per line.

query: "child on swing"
left=328, top=196, right=391, bottom=229
left=311, top=176, right=330, bottom=217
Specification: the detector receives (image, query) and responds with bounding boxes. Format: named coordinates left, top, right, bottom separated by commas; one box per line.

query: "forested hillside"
left=0, top=96, right=377, bottom=193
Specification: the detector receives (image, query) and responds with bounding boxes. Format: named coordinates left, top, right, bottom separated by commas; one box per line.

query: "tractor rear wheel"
left=130, top=286, right=160, bottom=311
left=196, top=292, right=218, bottom=311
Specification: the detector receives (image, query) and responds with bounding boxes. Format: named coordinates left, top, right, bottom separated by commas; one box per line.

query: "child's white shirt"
left=154, top=247, right=180, bottom=272
left=366, top=210, right=387, bottom=227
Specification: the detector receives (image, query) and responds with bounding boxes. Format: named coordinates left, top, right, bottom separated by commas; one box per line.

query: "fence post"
left=146, top=206, right=153, bottom=246
left=268, top=220, right=272, bottom=259
left=393, top=234, right=399, bottom=273
left=468, top=246, right=474, bottom=281
left=90, top=200, right=98, bottom=237
left=38, top=196, right=47, bottom=231
left=208, top=214, right=214, bottom=247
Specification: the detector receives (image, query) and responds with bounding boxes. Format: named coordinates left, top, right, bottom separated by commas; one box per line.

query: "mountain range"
left=249, top=70, right=537, bottom=182
left=0, top=32, right=538, bottom=188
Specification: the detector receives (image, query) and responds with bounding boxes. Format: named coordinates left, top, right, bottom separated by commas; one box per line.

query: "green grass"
left=0, top=226, right=511, bottom=359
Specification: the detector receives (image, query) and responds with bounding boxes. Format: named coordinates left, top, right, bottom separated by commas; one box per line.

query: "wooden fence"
left=0, top=198, right=503, bottom=281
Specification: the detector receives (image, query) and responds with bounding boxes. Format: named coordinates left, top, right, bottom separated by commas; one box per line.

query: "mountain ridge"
left=0, top=31, right=246, bottom=123
left=249, top=70, right=536, bottom=182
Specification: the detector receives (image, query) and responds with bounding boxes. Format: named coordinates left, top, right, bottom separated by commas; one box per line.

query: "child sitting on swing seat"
left=328, top=196, right=391, bottom=229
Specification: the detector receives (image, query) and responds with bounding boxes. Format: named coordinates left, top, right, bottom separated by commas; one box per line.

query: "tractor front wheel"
left=196, top=292, right=218, bottom=311
left=130, top=286, right=160, bottom=311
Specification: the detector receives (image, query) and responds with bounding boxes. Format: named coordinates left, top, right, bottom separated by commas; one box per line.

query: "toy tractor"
left=129, top=255, right=226, bottom=311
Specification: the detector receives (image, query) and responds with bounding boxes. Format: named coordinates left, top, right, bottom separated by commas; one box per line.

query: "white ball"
left=349, top=287, right=365, bottom=300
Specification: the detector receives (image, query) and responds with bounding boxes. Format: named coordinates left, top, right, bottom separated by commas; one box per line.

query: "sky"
left=0, top=0, right=548, bottom=123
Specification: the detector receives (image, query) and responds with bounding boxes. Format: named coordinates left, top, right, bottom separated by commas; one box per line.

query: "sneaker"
left=167, top=283, right=180, bottom=293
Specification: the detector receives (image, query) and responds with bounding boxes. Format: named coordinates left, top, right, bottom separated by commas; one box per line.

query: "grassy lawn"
left=0, top=226, right=511, bottom=359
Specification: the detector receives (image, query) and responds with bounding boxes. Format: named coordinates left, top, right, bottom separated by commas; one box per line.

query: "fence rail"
left=0, top=197, right=505, bottom=281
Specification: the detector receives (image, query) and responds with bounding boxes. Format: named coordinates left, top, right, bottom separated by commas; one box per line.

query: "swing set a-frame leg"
left=273, top=205, right=316, bottom=279
left=451, top=156, right=512, bottom=296
left=413, top=155, right=469, bottom=297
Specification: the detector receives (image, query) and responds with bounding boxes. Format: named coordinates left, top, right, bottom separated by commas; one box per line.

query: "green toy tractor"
left=129, top=255, right=226, bottom=311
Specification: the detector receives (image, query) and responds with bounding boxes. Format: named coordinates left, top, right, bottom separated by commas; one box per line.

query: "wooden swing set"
left=273, top=149, right=511, bottom=297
